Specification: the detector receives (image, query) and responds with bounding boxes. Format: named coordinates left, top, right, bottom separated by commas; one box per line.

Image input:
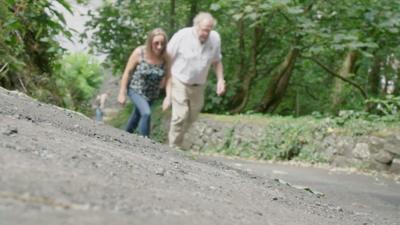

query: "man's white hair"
left=193, top=12, right=217, bottom=27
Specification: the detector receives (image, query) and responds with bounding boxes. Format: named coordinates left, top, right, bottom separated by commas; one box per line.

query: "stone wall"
left=320, top=134, right=400, bottom=173
left=183, top=117, right=400, bottom=174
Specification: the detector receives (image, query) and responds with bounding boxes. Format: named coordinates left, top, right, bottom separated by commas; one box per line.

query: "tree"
left=0, top=0, right=72, bottom=101
left=85, top=0, right=400, bottom=116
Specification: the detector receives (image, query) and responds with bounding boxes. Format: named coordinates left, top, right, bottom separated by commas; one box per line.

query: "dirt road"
left=199, top=155, right=400, bottom=224
left=0, top=87, right=399, bottom=225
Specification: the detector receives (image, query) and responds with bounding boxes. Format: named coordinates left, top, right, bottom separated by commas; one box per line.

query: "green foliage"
left=84, top=1, right=147, bottom=73
left=4, top=0, right=395, bottom=119
left=327, top=110, right=400, bottom=136
left=207, top=113, right=400, bottom=163
left=84, top=0, right=400, bottom=117
left=203, top=77, right=237, bottom=113
left=53, top=53, right=103, bottom=114
left=366, top=95, right=400, bottom=117
left=0, top=0, right=72, bottom=101
left=108, top=102, right=133, bottom=129
left=108, top=100, right=168, bottom=143
left=75, top=0, right=89, bottom=4
left=85, top=0, right=220, bottom=74
left=150, top=100, right=169, bottom=143
left=259, top=125, right=304, bottom=160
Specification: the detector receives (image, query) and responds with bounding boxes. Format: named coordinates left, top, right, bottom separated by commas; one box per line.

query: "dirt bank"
left=0, top=87, right=393, bottom=225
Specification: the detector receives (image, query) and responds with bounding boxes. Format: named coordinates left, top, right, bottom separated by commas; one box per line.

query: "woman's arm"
left=118, top=47, right=141, bottom=105
left=160, top=54, right=171, bottom=88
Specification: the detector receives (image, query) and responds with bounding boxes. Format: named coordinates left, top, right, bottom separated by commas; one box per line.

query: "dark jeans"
left=126, top=90, right=152, bottom=137
left=95, top=107, right=103, bottom=121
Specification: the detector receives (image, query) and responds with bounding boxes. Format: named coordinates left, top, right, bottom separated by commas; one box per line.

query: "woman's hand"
left=118, top=92, right=126, bottom=106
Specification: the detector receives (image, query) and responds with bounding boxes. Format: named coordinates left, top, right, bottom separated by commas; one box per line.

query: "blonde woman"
left=118, top=28, right=170, bottom=137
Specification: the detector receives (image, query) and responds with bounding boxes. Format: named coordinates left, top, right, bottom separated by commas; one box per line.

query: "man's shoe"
left=169, top=144, right=185, bottom=151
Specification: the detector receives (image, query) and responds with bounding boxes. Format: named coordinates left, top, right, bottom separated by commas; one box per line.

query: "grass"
left=108, top=100, right=168, bottom=143
left=109, top=106, right=400, bottom=165
left=199, top=113, right=400, bottom=164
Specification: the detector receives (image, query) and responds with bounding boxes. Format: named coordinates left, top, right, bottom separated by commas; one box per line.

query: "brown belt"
left=174, top=77, right=202, bottom=87
left=188, top=83, right=201, bottom=86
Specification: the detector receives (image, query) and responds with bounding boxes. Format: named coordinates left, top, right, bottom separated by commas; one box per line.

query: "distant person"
left=95, top=92, right=109, bottom=122
left=118, top=28, right=170, bottom=137
left=162, top=12, right=226, bottom=149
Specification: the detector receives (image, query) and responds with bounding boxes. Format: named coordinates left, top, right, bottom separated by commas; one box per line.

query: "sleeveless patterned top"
left=128, top=48, right=165, bottom=101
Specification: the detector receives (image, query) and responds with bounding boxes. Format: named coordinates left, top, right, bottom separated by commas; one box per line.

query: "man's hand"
left=216, top=79, right=226, bottom=96
left=162, top=96, right=171, bottom=111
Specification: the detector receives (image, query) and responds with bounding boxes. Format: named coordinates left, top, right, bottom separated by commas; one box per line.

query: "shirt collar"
left=191, top=27, right=210, bottom=46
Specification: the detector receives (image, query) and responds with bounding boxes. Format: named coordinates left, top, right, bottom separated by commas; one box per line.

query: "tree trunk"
left=368, top=54, right=381, bottom=97
left=258, top=48, right=300, bottom=113
left=169, top=0, right=176, bottom=34
left=330, top=50, right=358, bottom=114
left=295, top=87, right=300, bottom=117
left=255, top=2, right=313, bottom=114
left=231, top=25, right=261, bottom=113
left=229, top=18, right=246, bottom=111
left=186, top=0, right=198, bottom=26
left=237, top=18, right=245, bottom=80
left=394, top=59, right=400, bottom=95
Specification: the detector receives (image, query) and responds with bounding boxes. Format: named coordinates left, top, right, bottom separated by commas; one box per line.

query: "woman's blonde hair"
left=145, top=28, right=168, bottom=58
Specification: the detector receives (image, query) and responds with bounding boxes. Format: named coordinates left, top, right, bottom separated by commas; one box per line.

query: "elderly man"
left=163, top=12, right=226, bottom=149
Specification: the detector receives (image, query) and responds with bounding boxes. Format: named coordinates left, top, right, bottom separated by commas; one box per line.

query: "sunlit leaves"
left=0, top=0, right=72, bottom=103
left=54, top=53, right=102, bottom=111
left=232, top=13, right=243, bottom=21
left=210, top=3, right=221, bottom=11
left=243, top=5, right=253, bottom=13
left=80, top=0, right=400, bottom=115
left=84, top=0, right=171, bottom=72
left=287, top=6, right=303, bottom=15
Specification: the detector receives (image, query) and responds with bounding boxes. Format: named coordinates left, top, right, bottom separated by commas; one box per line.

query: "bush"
left=366, top=95, right=400, bottom=118
left=53, top=53, right=103, bottom=114
left=202, top=113, right=400, bottom=164
left=108, top=100, right=169, bottom=143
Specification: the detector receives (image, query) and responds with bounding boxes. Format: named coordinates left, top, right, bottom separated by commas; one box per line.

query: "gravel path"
left=1, top=87, right=392, bottom=224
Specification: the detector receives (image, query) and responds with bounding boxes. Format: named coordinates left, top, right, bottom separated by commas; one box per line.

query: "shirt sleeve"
left=212, top=32, right=222, bottom=63
left=167, top=29, right=183, bottom=61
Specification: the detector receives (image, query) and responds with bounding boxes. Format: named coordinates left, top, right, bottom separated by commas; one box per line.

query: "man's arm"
left=162, top=75, right=172, bottom=111
left=213, top=60, right=225, bottom=96
left=167, top=29, right=183, bottom=62
left=162, top=29, right=183, bottom=111
left=210, top=31, right=225, bottom=96
left=162, top=48, right=174, bottom=111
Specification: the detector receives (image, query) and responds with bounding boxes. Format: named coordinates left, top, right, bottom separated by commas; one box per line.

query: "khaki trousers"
left=168, top=77, right=205, bottom=148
